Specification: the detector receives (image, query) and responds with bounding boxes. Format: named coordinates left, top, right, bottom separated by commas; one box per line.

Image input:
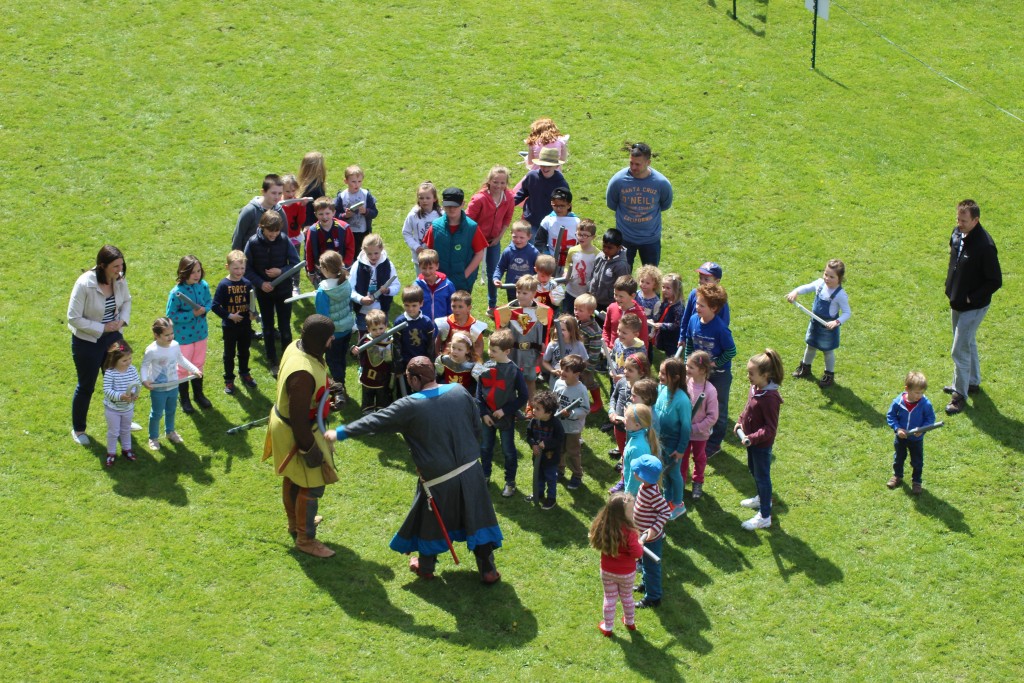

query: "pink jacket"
left=466, top=188, right=514, bottom=243
left=686, top=377, right=719, bottom=442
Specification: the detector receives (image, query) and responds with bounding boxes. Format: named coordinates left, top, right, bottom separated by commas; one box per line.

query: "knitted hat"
left=632, top=454, right=663, bottom=486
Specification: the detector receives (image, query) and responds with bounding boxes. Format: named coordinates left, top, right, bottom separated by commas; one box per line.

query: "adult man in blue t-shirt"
left=605, top=143, right=674, bottom=268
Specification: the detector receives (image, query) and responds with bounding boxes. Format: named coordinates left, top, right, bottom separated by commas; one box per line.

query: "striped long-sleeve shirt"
left=103, top=366, right=141, bottom=412
left=634, top=483, right=671, bottom=542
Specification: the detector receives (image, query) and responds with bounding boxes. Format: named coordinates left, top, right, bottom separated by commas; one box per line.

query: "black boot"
left=179, top=381, right=195, bottom=414
left=792, top=362, right=812, bottom=379
left=192, top=377, right=213, bottom=409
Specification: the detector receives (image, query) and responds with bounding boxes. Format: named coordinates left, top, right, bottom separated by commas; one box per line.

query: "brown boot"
left=887, top=476, right=902, bottom=489
left=818, top=371, right=835, bottom=388
left=295, top=534, right=335, bottom=558
left=792, top=362, right=812, bottom=379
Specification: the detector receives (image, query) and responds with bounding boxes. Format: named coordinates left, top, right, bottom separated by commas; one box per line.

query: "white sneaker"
left=71, top=429, right=90, bottom=445
left=130, top=421, right=142, bottom=432
left=741, top=512, right=772, bottom=530
left=167, top=432, right=184, bottom=444
left=148, top=438, right=161, bottom=451
left=740, top=495, right=760, bottom=509
left=501, top=484, right=516, bottom=497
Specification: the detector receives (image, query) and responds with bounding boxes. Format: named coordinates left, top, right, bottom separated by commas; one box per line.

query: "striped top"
left=103, top=366, right=141, bottom=412
left=101, top=295, right=116, bottom=323
left=633, top=483, right=671, bottom=542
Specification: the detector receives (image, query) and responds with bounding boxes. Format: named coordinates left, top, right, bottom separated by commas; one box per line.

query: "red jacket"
left=738, top=384, right=783, bottom=447
left=466, top=188, right=515, bottom=242
left=600, top=526, right=644, bottom=574
left=602, top=302, right=650, bottom=348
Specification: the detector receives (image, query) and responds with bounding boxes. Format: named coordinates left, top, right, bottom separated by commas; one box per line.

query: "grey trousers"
left=951, top=306, right=989, bottom=396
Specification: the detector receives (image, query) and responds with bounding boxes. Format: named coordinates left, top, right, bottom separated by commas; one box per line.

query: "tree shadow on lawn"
left=966, top=391, right=1024, bottom=455
left=297, top=542, right=539, bottom=649
left=106, top=441, right=214, bottom=506
left=910, top=488, right=971, bottom=534
left=764, top=521, right=844, bottom=586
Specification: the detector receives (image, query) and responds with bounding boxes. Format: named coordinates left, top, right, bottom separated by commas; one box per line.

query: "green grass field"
left=3, top=1, right=1022, bottom=680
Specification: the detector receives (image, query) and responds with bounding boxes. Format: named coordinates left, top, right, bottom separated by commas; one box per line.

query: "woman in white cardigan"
left=68, top=245, right=132, bottom=444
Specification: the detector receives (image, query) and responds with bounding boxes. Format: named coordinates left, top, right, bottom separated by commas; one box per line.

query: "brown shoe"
left=887, top=476, right=902, bottom=489
left=295, top=535, right=335, bottom=558
left=911, top=482, right=922, bottom=495
left=945, top=393, right=966, bottom=415
left=818, top=371, right=835, bottom=388
left=792, top=362, right=812, bottom=379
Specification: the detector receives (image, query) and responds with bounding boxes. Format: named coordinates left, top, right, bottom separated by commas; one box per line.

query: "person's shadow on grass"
left=497, top=492, right=591, bottom=549
left=295, top=542, right=440, bottom=640
left=911, top=488, right=971, bottom=534
left=614, top=629, right=688, bottom=682
left=670, top=502, right=753, bottom=574
left=764, top=522, right=844, bottom=585
left=966, top=391, right=1024, bottom=455
left=818, top=382, right=888, bottom=426
left=403, top=571, right=539, bottom=649
left=106, top=441, right=214, bottom=506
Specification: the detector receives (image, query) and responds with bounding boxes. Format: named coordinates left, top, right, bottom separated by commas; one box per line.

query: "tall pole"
left=733, top=0, right=737, bottom=20
left=811, top=0, right=819, bottom=69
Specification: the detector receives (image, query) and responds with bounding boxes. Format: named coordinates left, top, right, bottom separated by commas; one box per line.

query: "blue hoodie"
left=886, top=393, right=936, bottom=442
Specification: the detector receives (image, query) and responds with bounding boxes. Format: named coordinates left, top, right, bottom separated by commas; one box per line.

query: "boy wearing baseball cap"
left=679, top=261, right=730, bottom=338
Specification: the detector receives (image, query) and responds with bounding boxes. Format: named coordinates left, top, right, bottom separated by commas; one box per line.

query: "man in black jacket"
left=944, top=199, right=1002, bottom=415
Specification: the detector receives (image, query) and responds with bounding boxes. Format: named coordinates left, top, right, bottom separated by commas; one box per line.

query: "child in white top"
left=401, top=181, right=442, bottom=273
left=102, top=340, right=141, bottom=467
left=535, top=187, right=579, bottom=267
left=563, top=218, right=598, bottom=314
left=787, top=259, right=851, bottom=388
left=334, top=164, right=379, bottom=255
left=142, top=317, right=201, bottom=450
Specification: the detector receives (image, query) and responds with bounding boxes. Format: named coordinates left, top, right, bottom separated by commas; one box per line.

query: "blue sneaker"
left=669, top=504, right=687, bottom=520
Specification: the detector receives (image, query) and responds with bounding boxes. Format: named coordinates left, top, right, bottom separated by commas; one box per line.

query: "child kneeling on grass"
left=590, top=493, right=644, bottom=637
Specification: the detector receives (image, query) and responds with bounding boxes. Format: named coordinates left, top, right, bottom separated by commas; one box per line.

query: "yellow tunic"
left=263, top=341, right=336, bottom=488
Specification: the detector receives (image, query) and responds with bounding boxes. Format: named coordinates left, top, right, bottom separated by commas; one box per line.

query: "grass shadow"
left=910, top=488, right=972, bottom=534
left=403, top=572, right=539, bottom=649
left=497, top=491, right=591, bottom=549
left=670, top=499, right=753, bottom=574
left=709, top=0, right=769, bottom=38
left=614, top=629, right=688, bottom=681
left=641, top=549, right=714, bottom=656
left=965, top=391, right=1024, bottom=454
left=817, top=382, right=887, bottom=426
left=106, top=441, right=214, bottom=506
left=813, top=68, right=849, bottom=90
left=765, top=522, right=844, bottom=585
left=295, top=542, right=440, bottom=640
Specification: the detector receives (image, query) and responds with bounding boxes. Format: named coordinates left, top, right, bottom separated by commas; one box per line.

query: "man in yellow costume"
left=264, top=314, right=339, bottom=558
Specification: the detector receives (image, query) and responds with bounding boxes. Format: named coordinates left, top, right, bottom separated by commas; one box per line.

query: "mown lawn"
left=1, top=1, right=1021, bottom=680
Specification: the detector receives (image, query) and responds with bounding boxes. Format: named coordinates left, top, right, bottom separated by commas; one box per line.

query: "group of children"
left=92, top=121, right=946, bottom=639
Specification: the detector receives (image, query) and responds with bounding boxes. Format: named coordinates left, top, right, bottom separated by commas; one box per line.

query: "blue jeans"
left=484, top=243, right=502, bottom=309
left=625, top=241, right=662, bottom=269
left=481, top=425, right=518, bottom=486
left=951, top=306, right=988, bottom=396
left=534, top=455, right=558, bottom=502
left=149, top=388, right=179, bottom=439
left=71, top=331, right=124, bottom=432
left=746, top=445, right=773, bottom=518
left=893, top=437, right=925, bottom=484
left=707, top=367, right=732, bottom=451
left=641, top=535, right=664, bottom=600
left=325, top=332, right=352, bottom=383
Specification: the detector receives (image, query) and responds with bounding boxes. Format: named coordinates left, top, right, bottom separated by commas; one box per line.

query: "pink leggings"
left=682, top=439, right=708, bottom=484
left=601, top=569, right=636, bottom=629
left=178, top=339, right=207, bottom=379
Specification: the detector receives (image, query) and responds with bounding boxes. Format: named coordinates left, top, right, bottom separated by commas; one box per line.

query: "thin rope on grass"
left=833, top=2, right=1023, bottom=123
